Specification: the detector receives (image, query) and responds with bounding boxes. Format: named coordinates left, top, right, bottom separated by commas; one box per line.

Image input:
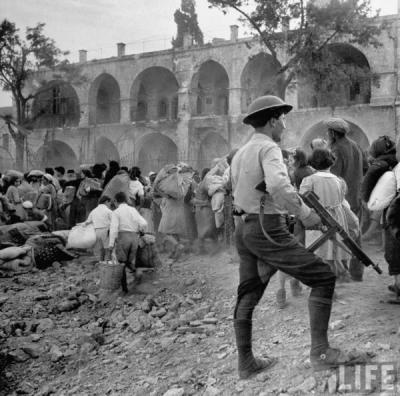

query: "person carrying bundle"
left=108, top=192, right=147, bottom=291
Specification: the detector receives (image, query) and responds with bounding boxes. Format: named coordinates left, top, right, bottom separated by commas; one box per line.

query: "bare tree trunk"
left=14, top=135, right=25, bottom=171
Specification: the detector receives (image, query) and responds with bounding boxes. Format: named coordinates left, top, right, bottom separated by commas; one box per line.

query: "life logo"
left=334, top=363, right=399, bottom=393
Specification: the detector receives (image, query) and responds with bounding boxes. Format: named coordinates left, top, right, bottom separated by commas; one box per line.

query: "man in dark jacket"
left=325, top=117, right=364, bottom=281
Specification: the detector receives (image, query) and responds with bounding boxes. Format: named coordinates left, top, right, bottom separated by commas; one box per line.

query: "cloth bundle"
left=153, top=163, right=194, bottom=200
left=0, top=245, right=34, bottom=275
left=101, top=172, right=130, bottom=200
left=25, top=234, right=76, bottom=269
left=136, top=233, right=161, bottom=268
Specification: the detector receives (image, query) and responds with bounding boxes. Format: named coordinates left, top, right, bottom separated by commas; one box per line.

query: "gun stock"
left=301, top=191, right=382, bottom=275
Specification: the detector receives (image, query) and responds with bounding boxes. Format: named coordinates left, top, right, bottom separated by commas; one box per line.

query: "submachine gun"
left=301, top=190, right=382, bottom=275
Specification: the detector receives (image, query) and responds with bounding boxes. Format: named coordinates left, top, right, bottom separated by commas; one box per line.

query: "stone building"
left=13, top=9, right=400, bottom=174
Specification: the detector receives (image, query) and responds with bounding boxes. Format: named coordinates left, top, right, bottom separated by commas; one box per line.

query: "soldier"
left=230, top=95, right=366, bottom=379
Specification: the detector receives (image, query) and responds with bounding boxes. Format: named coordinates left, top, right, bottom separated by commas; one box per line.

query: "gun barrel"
left=301, top=191, right=382, bottom=275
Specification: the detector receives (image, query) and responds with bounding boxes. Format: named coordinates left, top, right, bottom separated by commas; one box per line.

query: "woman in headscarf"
left=36, top=174, right=58, bottom=229
left=5, top=175, right=24, bottom=221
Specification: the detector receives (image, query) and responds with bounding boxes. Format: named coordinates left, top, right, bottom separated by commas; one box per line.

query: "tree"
left=208, top=0, right=385, bottom=107
left=0, top=19, right=85, bottom=170
left=172, top=0, right=204, bottom=48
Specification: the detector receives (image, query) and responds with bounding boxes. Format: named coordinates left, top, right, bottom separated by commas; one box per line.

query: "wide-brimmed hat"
left=243, top=95, right=293, bottom=125
left=323, top=117, right=350, bottom=134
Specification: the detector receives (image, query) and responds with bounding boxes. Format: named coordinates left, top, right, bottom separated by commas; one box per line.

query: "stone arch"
left=89, top=73, right=121, bottom=125
left=95, top=137, right=120, bottom=164
left=300, top=120, right=369, bottom=153
left=191, top=60, right=229, bottom=116
left=137, top=133, right=178, bottom=174
left=0, top=147, right=14, bottom=170
left=36, top=140, right=78, bottom=170
left=297, top=43, right=371, bottom=109
left=198, top=132, right=230, bottom=171
left=130, top=67, right=179, bottom=121
left=31, top=80, right=80, bottom=128
left=240, top=53, right=285, bottom=113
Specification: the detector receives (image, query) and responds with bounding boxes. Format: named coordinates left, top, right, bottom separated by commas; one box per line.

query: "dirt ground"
left=0, top=241, right=399, bottom=396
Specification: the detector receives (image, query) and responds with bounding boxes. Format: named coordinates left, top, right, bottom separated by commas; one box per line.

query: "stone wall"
left=22, top=14, right=400, bottom=172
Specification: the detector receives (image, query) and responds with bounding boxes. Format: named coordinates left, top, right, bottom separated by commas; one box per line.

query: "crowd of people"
left=0, top=122, right=398, bottom=295
left=1, top=95, right=400, bottom=380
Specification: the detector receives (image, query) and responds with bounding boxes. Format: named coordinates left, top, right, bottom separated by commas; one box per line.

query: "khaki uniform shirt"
left=231, top=133, right=311, bottom=220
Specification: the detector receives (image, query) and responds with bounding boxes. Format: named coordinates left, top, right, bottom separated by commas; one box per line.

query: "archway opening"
left=191, top=60, right=229, bottom=116
left=89, top=74, right=121, bottom=124
left=131, top=67, right=179, bottom=122
left=198, top=132, right=229, bottom=171
left=137, top=133, right=178, bottom=174
left=95, top=137, right=120, bottom=164
left=36, top=140, right=78, bottom=170
left=31, top=80, right=80, bottom=128
left=297, top=44, right=371, bottom=109
left=240, top=53, right=285, bottom=113
left=301, top=120, right=369, bottom=153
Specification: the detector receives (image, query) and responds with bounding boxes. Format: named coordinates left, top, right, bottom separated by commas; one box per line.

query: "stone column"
left=395, top=15, right=400, bottom=161
left=176, top=87, right=191, bottom=163
left=120, top=98, right=131, bottom=123
left=174, top=55, right=193, bottom=164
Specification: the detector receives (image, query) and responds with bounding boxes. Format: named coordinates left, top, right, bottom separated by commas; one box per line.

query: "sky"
left=0, top=0, right=397, bottom=106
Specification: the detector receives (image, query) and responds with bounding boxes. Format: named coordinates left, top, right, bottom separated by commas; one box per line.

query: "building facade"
left=12, top=11, right=400, bottom=174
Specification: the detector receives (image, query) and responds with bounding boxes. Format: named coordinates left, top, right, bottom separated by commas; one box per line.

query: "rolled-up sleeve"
left=261, top=146, right=311, bottom=220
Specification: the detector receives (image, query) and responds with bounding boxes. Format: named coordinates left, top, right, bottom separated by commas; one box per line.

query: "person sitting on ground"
left=84, top=195, right=113, bottom=261
left=108, top=191, right=147, bottom=292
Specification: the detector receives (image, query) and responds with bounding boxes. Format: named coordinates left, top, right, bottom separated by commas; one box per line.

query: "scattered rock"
left=49, top=344, right=63, bottom=362
left=37, top=318, right=55, bottom=332
left=327, top=374, right=337, bottom=394
left=163, top=387, right=185, bottom=396
left=21, top=342, right=45, bottom=358
left=0, top=295, right=9, bottom=306
left=37, top=384, right=56, bottom=396
left=184, top=278, right=196, bottom=286
left=8, top=348, right=30, bottom=362
left=204, top=385, right=221, bottom=396
left=31, top=334, right=42, bottom=342
left=56, top=299, right=80, bottom=313
left=177, top=326, right=205, bottom=334
left=329, top=320, right=345, bottom=331
left=127, top=310, right=153, bottom=333
left=191, top=292, right=203, bottom=301
left=150, top=308, right=167, bottom=318
left=378, top=343, right=391, bottom=351
left=202, top=318, right=218, bottom=325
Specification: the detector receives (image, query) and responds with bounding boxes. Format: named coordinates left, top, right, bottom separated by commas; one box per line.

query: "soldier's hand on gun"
left=301, top=209, right=323, bottom=230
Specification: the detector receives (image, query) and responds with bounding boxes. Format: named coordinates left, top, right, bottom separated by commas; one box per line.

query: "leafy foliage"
left=0, top=19, right=86, bottom=169
left=208, top=0, right=386, bottom=104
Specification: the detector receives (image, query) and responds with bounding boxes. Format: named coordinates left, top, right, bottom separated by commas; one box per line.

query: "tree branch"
left=213, top=0, right=277, bottom=59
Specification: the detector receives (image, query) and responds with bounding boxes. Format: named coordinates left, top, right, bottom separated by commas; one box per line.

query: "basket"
left=99, top=256, right=124, bottom=291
